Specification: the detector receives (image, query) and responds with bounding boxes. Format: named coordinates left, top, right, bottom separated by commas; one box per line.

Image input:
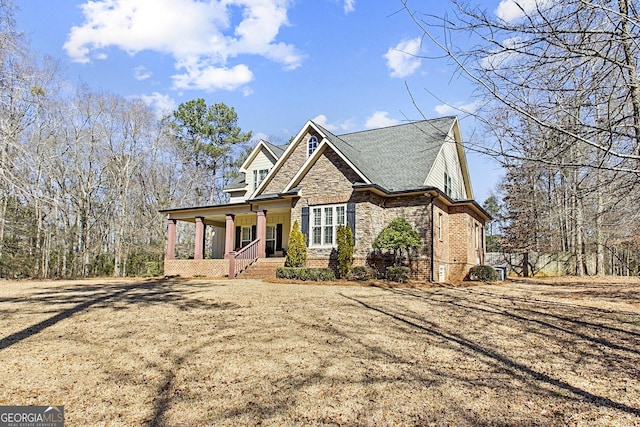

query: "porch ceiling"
left=163, top=200, right=292, bottom=226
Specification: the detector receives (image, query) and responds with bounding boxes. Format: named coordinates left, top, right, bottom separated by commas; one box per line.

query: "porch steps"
left=236, top=258, right=285, bottom=279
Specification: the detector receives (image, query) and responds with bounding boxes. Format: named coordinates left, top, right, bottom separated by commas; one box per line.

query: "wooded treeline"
left=0, top=3, right=251, bottom=278
left=409, top=0, right=640, bottom=275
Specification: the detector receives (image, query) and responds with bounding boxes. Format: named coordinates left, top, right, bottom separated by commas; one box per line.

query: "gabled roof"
left=283, top=117, right=458, bottom=193
left=223, top=139, right=287, bottom=193
left=329, top=117, right=455, bottom=192
left=254, top=116, right=469, bottom=199
left=264, top=141, right=287, bottom=158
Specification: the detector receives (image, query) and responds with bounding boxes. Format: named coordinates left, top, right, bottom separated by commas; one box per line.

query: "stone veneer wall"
left=262, top=130, right=319, bottom=194
left=164, top=259, right=229, bottom=278
left=257, top=134, right=485, bottom=282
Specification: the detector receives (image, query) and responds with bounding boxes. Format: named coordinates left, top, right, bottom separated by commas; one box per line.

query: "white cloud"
left=343, top=0, right=355, bottom=14
left=172, top=64, right=253, bottom=91
left=138, top=92, right=177, bottom=117
left=252, top=132, right=270, bottom=143
left=64, top=0, right=303, bottom=92
left=384, top=37, right=422, bottom=78
left=134, top=65, right=152, bottom=81
left=364, top=111, right=399, bottom=129
left=312, top=114, right=355, bottom=132
left=434, top=100, right=482, bottom=116
left=495, top=0, right=552, bottom=22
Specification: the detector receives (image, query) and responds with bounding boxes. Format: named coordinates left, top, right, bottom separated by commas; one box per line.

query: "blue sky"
left=15, top=0, right=529, bottom=203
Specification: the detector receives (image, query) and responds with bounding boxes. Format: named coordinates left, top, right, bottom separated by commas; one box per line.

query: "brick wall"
left=447, top=205, right=486, bottom=281
left=164, top=259, right=229, bottom=278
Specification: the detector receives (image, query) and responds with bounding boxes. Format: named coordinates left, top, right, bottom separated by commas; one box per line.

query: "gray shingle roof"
left=225, top=172, right=246, bottom=191
left=314, top=117, right=455, bottom=192
left=264, top=141, right=287, bottom=158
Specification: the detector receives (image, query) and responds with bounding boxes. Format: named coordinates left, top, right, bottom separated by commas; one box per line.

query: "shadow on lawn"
left=342, top=285, right=640, bottom=419
left=0, top=279, right=233, bottom=351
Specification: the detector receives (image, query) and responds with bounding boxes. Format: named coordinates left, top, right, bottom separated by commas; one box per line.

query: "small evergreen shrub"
left=348, top=266, right=375, bottom=281
left=336, top=224, right=354, bottom=278
left=467, top=265, right=498, bottom=281
left=386, top=266, right=411, bottom=283
left=285, top=220, right=307, bottom=268
left=276, top=267, right=336, bottom=281
left=373, top=218, right=421, bottom=266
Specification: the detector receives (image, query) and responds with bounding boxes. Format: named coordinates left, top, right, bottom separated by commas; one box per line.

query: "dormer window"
left=308, top=136, right=318, bottom=157
left=253, top=168, right=269, bottom=191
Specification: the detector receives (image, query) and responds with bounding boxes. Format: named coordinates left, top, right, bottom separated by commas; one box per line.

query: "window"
left=444, top=171, right=452, bottom=197
left=475, top=224, right=480, bottom=250
left=310, top=204, right=346, bottom=247
left=308, top=136, right=318, bottom=157
left=241, top=226, right=253, bottom=247
left=266, top=225, right=276, bottom=254
left=253, top=168, right=269, bottom=191
left=438, top=213, right=443, bottom=241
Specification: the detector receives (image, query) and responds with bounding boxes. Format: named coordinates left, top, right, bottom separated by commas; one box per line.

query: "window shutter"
left=347, top=202, right=356, bottom=244
left=276, top=224, right=283, bottom=251
left=251, top=225, right=257, bottom=241
left=301, top=207, right=309, bottom=246
left=235, top=226, right=241, bottom=249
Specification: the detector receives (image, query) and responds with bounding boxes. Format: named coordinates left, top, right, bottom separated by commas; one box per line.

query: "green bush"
left=336, top=224, right=354, bottom=278
left=276, top=267, right=336, bottom=281
left=467, top=265, right=498, bottom=281
left=143, top=261, right=163, bottom=277
left=348, top=266, right=375, bottom=281
left=373, top=218, right=421, bottom=266
left=386, top=266, right=411, bottom=283
left=285, top=220, right=307, bottom=268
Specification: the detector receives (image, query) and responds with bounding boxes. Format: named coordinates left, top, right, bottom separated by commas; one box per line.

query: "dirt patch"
left=1, top=276, right=639, bottom=426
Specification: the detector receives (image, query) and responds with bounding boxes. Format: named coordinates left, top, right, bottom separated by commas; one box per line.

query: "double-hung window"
left=241, top=226, right=252, bottom=247
left=310, top=204, right=346, bottom=247
left=444, top=172, right=452, bottom=197
left=253, top=168, right=269, bottom=191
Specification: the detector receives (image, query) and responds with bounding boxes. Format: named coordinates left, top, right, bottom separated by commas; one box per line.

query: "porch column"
left=166, top=218, right=177, bottom=260
left=194, top=216, right=205, bottom=260
left=224, top=214, right=235, bottom=258
left=256, top=210, right=267, bottom=258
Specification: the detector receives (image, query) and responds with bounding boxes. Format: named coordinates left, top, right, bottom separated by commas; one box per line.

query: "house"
left=160, top=116, right=490, bottom=282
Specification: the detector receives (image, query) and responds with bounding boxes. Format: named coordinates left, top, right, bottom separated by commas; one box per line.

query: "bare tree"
left=403, top=0, right=640, bottom=275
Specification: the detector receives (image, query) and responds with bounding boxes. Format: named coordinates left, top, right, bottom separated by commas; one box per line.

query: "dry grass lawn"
left=1, top=276, right=639, bottom=426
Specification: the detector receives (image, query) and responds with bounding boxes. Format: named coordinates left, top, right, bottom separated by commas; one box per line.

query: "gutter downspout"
left=430, top=195, right=435, bottom=283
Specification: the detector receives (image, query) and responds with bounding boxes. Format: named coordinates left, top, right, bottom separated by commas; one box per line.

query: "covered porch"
left=161, top=199, right=292, bottom=278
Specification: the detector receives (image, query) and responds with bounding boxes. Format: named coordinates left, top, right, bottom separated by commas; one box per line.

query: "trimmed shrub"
left=285, top=220, right=307, bottom=268
left=276, top=267, right=336, bottom=281
left=386, top=266, right=411, bottom=283
left=467, top=265, right=498, bottom=281
left=373, top=218, right=421, bottom=266
left=336, top=224, right=354, bottom=278
left=348, top=266, right=375, bottom=281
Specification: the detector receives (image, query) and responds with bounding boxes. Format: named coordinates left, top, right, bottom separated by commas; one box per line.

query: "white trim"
left=252, top=120, right=322, bottom=196
left=309, top=203, right=346, bottom=248
left=239, top=139, right=278, bottom=172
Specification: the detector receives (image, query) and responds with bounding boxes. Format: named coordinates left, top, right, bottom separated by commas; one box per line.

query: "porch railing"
left=229, top=238, right=260, bottom=278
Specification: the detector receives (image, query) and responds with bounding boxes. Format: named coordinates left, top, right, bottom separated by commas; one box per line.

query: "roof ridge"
left=336, top=116, right=456, bottom=137
left=311, top=121, right=361, bottom=153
